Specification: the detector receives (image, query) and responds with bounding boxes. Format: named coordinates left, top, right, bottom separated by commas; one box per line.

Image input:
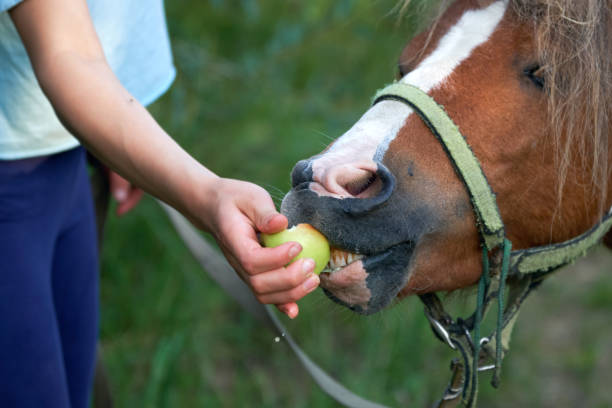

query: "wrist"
left=187, top=171, right=222, bottom=233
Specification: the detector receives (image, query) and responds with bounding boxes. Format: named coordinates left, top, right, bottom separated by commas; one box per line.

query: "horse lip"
left=340, top=238, right=410, bottom=256
left=362, top=241, right=413, bottom=265
left=292, top=181, right=311, bottom=192
left=320, top=240, right=415, bottom=315
left=322, top=241, right=411, bottom=276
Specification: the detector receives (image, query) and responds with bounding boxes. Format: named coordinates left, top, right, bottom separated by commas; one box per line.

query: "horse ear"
left=604, top=230, right=612, bottom=250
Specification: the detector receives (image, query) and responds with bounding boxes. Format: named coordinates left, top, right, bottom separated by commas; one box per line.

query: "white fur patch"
left=311, top=0, right=508, bottom=180
left=401, top=0, right=509, bottom=92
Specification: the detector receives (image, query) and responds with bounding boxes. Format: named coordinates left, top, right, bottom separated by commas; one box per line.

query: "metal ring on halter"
left=424, top=310, right=456, bottom=350
left=476, top=337, right=495, bottom=372
left=459, top=322, right=474, bottom=349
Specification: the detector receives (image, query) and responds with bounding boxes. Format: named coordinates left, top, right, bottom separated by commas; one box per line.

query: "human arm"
left=9, top=0, right=319, bottom=318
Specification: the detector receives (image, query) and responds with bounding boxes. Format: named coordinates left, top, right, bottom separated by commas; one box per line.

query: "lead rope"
left=492, top=239, right=511, bottom=387
left=466, top=238, right=512, bottom=407
left=467, top=249, right=489, bottom=405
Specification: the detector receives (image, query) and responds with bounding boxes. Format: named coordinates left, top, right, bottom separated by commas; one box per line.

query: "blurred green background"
left=99, top=1, right=612, bottom=407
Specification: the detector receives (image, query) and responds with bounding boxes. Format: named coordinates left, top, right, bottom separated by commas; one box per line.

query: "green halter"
left=372, top=82, right=612, bottom=408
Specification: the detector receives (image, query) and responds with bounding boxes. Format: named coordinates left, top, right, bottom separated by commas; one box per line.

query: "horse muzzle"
left=281, top=160, right=429, bottom=314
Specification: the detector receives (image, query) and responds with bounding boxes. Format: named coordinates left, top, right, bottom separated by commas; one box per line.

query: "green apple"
left=261, top=223, right=330, bottom=275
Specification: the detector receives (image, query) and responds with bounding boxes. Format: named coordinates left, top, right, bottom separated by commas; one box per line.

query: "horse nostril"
left=345, top=172, right=381, bottom=198
left=291, top=159, right=313, bottom=187
left=339, top=163, right=395, bottom=215
left=319, top=162, right=382, bottom=199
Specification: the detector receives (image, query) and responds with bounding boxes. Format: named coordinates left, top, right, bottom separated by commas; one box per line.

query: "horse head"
left=281, top=0, right=612, bottom=314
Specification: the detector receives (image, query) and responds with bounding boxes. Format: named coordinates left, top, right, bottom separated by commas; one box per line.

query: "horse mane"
left=400, top=0, right=612, bottom=214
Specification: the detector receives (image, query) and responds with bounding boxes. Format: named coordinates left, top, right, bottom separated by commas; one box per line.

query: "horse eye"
left=397, top=65, right=407, bottom=79
left=398, top=61, right=413, bottom=79
left=524, top=65, right=545, bottom=89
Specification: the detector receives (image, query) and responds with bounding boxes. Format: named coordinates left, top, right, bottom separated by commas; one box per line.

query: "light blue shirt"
left=0, top=0, right=176, bottom=159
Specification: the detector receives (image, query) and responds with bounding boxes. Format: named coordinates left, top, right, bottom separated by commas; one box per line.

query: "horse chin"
left=319, top=241, right=415, bottom=315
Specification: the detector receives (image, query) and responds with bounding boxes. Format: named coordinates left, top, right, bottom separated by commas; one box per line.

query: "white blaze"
left=312, top=0, right=508, bottom=179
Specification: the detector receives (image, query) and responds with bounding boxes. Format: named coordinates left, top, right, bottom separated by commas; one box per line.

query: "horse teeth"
left=325, top=249, right=365, bottom=274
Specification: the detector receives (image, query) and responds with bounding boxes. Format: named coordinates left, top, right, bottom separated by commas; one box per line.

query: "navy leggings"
left=0, top=147, right=99, bottom=408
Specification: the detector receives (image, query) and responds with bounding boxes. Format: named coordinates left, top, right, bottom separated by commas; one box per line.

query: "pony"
left=280, top=0, right=611, bottom=404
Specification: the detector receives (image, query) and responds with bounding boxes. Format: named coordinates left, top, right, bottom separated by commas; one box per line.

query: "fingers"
left=220, top=211, right=302, bottom=274
left=116, top=187, right=144, bottom=216
left=109, top=171, right=130, bottom=201
left=221, top=237, right=320, bottom=313
left=276, top=303, right=299, bottom=319
left=210, top=179, right=321, bottom=318
left=108, top=170, right=144, bottom=216
left=220, top=216, right=320, bottom=318
left=249, top=258, right=315, bottom=293
left=224, top=249, right=319, bottom=319
left=247, top=258, right=320, bottom=304
left=255, top=273, right=319, bottom=305
left=244, top=241, right=304, bottom=274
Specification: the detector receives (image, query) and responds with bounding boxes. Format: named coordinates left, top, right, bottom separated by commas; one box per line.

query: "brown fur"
left=391, top=1, right=612, bottom=294
left=401, top=0, right=612, bottom=247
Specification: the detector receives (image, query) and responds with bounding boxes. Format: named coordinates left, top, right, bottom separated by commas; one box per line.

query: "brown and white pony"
left=281, top=0, right=612, bottom=314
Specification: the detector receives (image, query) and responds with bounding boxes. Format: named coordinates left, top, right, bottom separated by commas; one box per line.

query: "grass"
left=99, top=1, right=612, bottom=407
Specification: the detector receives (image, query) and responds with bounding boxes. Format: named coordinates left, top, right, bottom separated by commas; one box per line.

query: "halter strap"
left=372, top=81, right=612, bottom=408
left=510, top=208, right=612, bottom=275
left=373, top=83, right=504, bottom=251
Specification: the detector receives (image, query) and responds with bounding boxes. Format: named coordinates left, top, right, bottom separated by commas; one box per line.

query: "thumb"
left=257, top=212, right=288, bottom=234
left=240, top=187, right=288, bottom=234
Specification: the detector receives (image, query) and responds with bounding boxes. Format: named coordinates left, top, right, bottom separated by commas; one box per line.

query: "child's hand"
left=109, top=171, right=144, bottom=216
left=203, top=178, right=320, bottom=319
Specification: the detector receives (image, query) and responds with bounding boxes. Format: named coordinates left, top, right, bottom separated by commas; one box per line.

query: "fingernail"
left=302, top=274, right=319, bottom=292
left=263, top=213, right=277, bottom=227
left=114, top=189, right=127, bottom=201
left=289, top=244, right=301, bottom=259
left=302, top=258, right=315, bottom=274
